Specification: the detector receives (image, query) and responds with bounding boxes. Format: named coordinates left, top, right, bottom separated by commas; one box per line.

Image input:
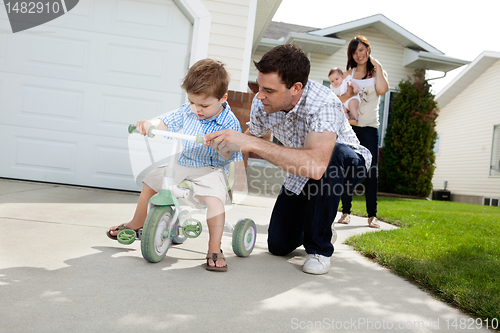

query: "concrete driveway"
left=0, top=179, right=492, bottom=333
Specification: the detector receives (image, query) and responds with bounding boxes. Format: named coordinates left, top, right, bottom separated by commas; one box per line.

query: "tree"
left=379, top=69, right=438, bottom=197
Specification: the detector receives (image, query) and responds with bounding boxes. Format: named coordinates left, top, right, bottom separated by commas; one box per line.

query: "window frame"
left=489, top=124, right=500, bottom=177
left=378, top=89, right=397, bottom=148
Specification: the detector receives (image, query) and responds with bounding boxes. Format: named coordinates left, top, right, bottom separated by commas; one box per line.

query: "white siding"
left=202, top=0, right=251, bottom=91
left=250, top=27, right=415, bottom=90
left=433, top=59, right=500, bottom=198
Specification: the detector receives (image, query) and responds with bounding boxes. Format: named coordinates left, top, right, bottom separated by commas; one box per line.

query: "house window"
left=490, top=125, right=500, bottom=176
left=378, top=90, right=398, bottom=147
left=433, top=134, right=440, bottom=155
left=322, top=80, right=331, bottom=88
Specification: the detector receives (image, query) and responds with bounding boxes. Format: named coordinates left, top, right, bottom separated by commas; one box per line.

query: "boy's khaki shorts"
left=142, top=162, right=228, bottom=205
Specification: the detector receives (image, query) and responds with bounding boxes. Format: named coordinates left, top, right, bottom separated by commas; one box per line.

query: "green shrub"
left=379, top=69, right=438, bottom=197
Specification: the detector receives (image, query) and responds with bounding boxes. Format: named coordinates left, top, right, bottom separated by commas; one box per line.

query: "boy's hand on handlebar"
left=136, top=120, right=152, bottom=136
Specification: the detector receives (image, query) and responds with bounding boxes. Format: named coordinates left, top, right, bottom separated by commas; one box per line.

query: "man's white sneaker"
left=302, top=254, right=331, bottom=275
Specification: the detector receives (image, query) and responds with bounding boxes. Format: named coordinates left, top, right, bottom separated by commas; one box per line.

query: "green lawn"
left=345, top=196, right=500, bottom=321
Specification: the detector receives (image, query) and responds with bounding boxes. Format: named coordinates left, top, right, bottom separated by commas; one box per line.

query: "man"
left=204, top=44, right=371, bottom=274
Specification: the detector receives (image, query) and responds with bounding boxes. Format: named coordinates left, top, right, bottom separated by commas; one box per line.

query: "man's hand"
left=204, top=129, right=247, bottom=153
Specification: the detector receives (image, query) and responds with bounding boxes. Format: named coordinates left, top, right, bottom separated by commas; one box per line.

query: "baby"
left=328, top=68, right=361, bottom=126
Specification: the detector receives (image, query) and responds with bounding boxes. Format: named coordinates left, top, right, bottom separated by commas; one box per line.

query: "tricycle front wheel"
left=141, top=205, right=175, bottom=263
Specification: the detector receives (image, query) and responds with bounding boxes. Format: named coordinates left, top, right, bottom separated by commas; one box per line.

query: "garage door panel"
left=15, top=137, right=77, bottom=173
left=77, top=137, right=136, bottom=190
left=21, top=85, right=83, bottom=121
left=100, top=0, right=192, bottom=44
left=100, top=94, right=163, bottom=127
left=1, top=74, right=85, bottom=130
left=116, top=0, right=177, bottom=29
left=1, top=31, right=93, bottom=82
left=0, top=126, right=78, bottom=182
left=28, top=35, right=90, bottom=71
left=103, top=40, right=189, bottom=91
left=107, top=44, right=169, bottom=80
left=0, top=32, right=91, bottom=75
left=93, top=145, right=133, bottom=179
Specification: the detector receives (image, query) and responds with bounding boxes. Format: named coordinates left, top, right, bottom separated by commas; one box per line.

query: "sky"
left=271, top=0, right=499, bottom=95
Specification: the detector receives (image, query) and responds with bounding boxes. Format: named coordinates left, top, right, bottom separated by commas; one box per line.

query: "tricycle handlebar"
left=128, top=124, right=204, bottom=144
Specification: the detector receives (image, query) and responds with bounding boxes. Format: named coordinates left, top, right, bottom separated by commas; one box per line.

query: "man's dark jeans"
left=267, top=143, right=366, bottom=257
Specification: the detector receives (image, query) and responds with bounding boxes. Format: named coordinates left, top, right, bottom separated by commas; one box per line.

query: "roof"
left=309, top=14, right=442, bottom=54
left=257, top=14, right=469, bottom=72
left=256, top=21, right=346, bottom=56
left=436, top=51, right=500, bottom=109
left=263, top=21, right=318, bottom=39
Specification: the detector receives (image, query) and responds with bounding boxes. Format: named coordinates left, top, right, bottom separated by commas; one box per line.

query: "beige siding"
left=202, top=0, right=250, bottom=91
left=433, top=59, right=500, bottom=199
left=250, top=27, right=415, bottom=90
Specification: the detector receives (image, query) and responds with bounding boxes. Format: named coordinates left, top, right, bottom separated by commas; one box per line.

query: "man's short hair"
left=254, top=44, right=310, bottom=89
left=181, top=59, right=229, bottom=100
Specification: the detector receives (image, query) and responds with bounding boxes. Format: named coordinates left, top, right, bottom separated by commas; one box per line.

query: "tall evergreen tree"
left=379, top=69, right=438, bottom=197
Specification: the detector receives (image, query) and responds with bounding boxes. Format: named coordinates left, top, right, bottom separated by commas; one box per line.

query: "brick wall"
left=227, top=90, right=255, bottom=133
left=227, top=90, right=255, bottom=191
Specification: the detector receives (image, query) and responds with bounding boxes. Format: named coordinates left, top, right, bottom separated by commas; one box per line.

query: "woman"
left=337, top=36, right=389, bottom=228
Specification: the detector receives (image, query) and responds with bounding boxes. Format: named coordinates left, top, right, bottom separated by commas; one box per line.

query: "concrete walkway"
left=0, top=179, right=492, bottom=333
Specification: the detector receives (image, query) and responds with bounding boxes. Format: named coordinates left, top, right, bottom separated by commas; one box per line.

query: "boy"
left=107, top=59, right=243, bottom=272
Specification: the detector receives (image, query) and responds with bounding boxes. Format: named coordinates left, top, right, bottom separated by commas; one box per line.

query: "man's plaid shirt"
left=249, top=80, right=372, bottom=194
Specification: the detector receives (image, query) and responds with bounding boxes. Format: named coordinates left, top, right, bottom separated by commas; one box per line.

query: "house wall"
left=202, top=0, right=251, bottom=91
left=432, top=58, right=500, bottom=203
left=250, top=27, right=415, bottom=89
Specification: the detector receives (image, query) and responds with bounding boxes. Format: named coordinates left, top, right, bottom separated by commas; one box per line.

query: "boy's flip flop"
left=205, top=250, right=228, bottom=272
left=106, top=223, right=140, bottom=240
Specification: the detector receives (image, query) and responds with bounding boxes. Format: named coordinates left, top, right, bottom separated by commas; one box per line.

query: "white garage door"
left=0, top=0, right=192, bottom=191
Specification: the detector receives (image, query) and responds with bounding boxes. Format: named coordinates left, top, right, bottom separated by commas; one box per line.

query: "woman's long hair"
left=346, top=36, right=375, bottom=79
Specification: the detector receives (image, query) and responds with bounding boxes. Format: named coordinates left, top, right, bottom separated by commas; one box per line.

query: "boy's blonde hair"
left=181, top=59, right=229, bottom=100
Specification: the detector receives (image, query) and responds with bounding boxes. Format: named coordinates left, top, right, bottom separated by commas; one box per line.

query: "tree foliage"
left=379, top=69, right=438, bottom=197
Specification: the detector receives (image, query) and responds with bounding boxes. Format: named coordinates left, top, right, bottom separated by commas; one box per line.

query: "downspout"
left=427, top=71, right=447, bottom=81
